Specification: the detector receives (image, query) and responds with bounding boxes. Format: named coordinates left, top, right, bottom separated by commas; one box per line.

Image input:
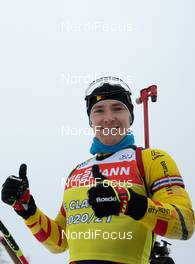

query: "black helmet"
left=85, top=76, right=134, bottom=125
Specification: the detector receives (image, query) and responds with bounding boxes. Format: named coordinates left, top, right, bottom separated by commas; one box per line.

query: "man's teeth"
left=102, top=127, right=119, bottom=129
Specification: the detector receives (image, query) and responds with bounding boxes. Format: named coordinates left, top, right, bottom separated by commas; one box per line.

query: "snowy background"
left=0, top=0, right=194, bottom=263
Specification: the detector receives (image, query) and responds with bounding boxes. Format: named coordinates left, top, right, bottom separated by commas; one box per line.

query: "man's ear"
left=129, top=113, right=132, bottom=126
left=89, top=120, right=93, bottom=127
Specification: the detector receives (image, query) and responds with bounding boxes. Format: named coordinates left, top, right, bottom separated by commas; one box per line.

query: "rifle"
left=136, top=86, right=175, bottom=264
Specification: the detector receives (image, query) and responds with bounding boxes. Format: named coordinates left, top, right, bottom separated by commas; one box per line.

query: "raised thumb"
left=19, top=164, right=27, bottom=180
left=92, top=165, right=107, bottom=182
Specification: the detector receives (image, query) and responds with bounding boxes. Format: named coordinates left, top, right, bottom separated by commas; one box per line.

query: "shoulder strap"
left=135, top=146, right=156, bottom=259
left=135, top=146, right=150, bottom=198
left=135, top=147, right=146, bottom=178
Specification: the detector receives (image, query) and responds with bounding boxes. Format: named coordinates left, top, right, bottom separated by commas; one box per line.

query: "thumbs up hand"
left=1, top=164, right=30, bottom=211
left=87, top=165, right=131, bottom=218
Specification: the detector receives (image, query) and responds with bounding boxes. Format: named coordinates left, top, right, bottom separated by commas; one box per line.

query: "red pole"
left=143, top=96, right=150, bottom=148
left=136, top=85, right=157, bottom=148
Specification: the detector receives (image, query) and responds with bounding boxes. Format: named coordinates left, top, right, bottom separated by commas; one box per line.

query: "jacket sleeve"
left=24, top=202, right=68, bottom=253
left=138, top=148, right=195, bottom=240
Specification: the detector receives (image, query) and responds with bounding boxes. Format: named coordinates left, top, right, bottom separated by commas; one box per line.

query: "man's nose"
left=102, top=110, right=115, bottom=124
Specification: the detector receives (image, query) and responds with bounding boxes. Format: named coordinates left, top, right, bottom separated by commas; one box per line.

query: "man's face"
left=90, top=99, right=131, bottom=145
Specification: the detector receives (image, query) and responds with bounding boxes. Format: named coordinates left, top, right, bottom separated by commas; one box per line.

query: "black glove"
left=1, top=164, right=36, bottom=219
left=87, top=165, right=131, bottom=218
left=87, top=164, right=148, bottom=220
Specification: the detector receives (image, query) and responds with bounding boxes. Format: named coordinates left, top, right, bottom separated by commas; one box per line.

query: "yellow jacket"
left=24, top=148, right=195, bottom=264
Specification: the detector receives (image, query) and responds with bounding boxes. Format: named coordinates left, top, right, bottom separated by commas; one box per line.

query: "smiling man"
left=90, top=100, right=131, bottom=145
left=85, top=77, right=135, bottom=153
left=1, top=76, right=194, bottom=264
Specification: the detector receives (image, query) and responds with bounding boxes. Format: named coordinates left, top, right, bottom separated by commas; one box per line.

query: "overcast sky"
left=0, top=0, right=195, bottom=263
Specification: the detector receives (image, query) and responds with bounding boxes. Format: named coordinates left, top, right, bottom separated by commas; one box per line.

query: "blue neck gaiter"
left=90, top=132, right=135, bottom=155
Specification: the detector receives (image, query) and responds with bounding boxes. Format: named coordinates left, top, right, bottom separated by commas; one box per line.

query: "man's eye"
left=94, top=109, right=104, bottom=113
left=113, top=107, right=123, bottom=111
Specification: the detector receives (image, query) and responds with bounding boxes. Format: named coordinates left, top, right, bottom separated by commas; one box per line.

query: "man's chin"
left=98, top=135, right=124, bottom=146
